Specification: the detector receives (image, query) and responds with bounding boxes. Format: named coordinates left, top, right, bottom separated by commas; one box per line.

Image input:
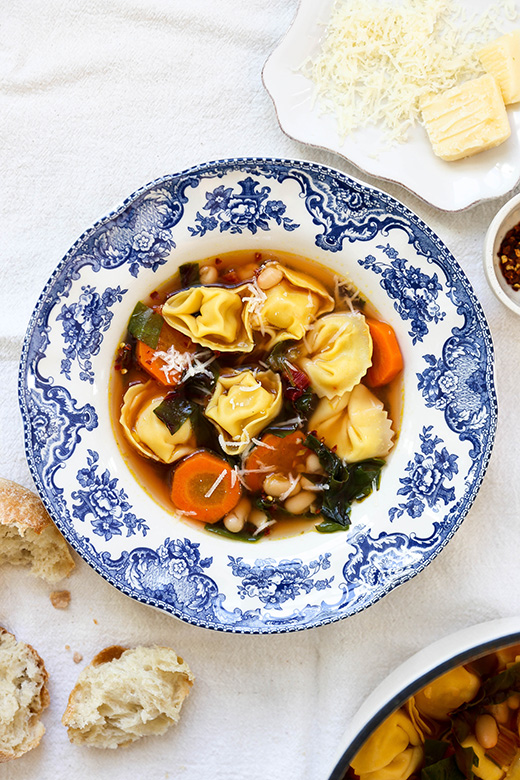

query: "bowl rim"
left=326, top=615, right=520, bottom=780
left=18, top=155, right=498, bottom=633
left=484, top=192, right=520, bottom=316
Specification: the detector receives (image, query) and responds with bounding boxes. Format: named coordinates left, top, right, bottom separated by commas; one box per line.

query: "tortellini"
left=205, top=368, right=282, bottom=455
left=413, top=667, right=481, bottom=721
left=252, top=261, right=334, bottom=345
left=120, top=381, right=195, bottom=463
left=297, top=312, right=372, bottom=398
left=162, top=283, right=256, bottom=352
left=350, top=711, right=423, bottom=780
left=308, top=384, right=394, bottom=463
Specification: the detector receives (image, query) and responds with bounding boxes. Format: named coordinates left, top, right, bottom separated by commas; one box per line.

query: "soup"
left=348, top=643, right=520, bottom=780
left=111, top=250, right=403, bottom=542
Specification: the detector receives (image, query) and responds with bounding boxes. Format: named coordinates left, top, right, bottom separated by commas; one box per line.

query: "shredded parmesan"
left=278, top=473, right=301, bottom=502
left=154, top=346, right=215, bottom=383
left=251, top=437, right=276, bottom=449
left=253, top=518, right=277, bottom=536
left=204, top=469, right=228, bottom=498
left=303, top=0, right=519, bottom=144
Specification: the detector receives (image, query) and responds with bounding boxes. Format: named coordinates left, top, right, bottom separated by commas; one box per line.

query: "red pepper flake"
left=255, top=252, right=263, bottom=261
left=215, top=257, right=222, bottom=265
left=498, top=222, right=520, bottom=291
left=221, top=270, right=240, bottom=284
left=150, top=290, right=159, bottom=300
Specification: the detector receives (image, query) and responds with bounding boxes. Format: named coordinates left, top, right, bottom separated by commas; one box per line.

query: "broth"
left=110, top=249, right=403, bottom=541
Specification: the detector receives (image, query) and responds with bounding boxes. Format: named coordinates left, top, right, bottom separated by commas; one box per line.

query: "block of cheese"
left=478, top=30, right=520, bottom=105
left=420, top=75, right=511, bottom=162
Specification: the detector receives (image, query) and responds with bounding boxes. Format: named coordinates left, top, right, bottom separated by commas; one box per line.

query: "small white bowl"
left=325, top=616, right=520, bottom=780
left=484, top=192, right=520, bottom=316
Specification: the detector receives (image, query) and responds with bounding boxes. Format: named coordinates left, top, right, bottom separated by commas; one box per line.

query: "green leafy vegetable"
left=293, top=388, right=318, bottom=417
left=304, top=433, right=385, bottom=528
left=179, top=262, right=200, bottom=288
left=421, top=755, right=467, bottom=780
left=315, top=520, right=348, bottom=534
left=204, top=523, right=260, bottom=543
left=127, top=301, right=163, bottom=348
left=424, top=740, right=450, bottom=765
left=153, top=394, right=194, bottom=435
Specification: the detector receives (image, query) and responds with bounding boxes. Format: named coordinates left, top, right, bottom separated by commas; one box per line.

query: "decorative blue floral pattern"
left=18, top=158, right=497, bottom=633
left=389, top=427, right=459, bottom=521
left=71, top=450, right=149, bottom=540
left=101, top=537, right=218, bottom=620
left=57, top=285, right=126, bottom=383
left=24, top=378, right=98, bottom=489
left=85, top=187, right=182, bottom=278
left=359, top=245, right=445, bottom=343
left=227, top=554, right=333, bottom=610
left=188, top=177, right=299, bottom=236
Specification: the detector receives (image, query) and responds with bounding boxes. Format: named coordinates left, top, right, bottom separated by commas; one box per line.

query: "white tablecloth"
left=1, top=2, right=520, bottom=779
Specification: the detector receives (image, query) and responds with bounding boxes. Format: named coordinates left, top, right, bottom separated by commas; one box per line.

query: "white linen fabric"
left=1, top=2, right=520, bottom=779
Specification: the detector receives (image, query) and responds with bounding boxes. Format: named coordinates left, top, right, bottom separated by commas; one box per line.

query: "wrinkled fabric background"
left=1, top=2, right=520, bottom=779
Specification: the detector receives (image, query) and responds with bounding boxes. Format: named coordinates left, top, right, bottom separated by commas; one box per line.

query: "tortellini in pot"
left=120, top=381, right=195, bottom=463
left=204, top=368, right=282, bottom=455
left=296, top=312, right=372, bottom=398
left=161, top=283, right=256, bottom=352
left=252, top=261, right=334, bottom=346
left=308, top=383, right=394, bottom=463
left=413, top=666, right=481, bottom=721
left=350, top=710, right=423, bottom=780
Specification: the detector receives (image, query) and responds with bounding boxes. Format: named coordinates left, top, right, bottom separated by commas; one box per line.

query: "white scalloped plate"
left=19, top=158, right=497, bottom=633
left=262, top=0, right=520, bottom=211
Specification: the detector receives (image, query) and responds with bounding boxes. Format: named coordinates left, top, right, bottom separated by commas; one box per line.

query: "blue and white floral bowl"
left=19, top=158, right=497, bottom=634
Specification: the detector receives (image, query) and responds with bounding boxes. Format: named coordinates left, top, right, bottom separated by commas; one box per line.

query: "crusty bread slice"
left=62, top=645, right=194, bottom=748
left=0, top=627, right=50, bottom=762
left=0, top=478, right=74, bottom=583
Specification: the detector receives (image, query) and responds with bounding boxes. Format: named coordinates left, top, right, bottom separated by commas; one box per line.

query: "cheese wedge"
left=478, top=29, right=520, bottom=105
left=420, top=74, right=511, bottom=161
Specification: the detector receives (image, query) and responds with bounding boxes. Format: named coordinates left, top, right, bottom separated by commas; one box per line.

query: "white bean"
left=223, top=497, right=251, bottom=533
left=300, top=476, right=323, bottom=492
left=305, top=453, right=322, bottom=473
left=284, top=490, right=315, bottom=515
left=475, top=714, right=498, bottom=750
left=263, top=473, right=292, bottom=498
left=488, top=702, right=509, bottom=724
left=257, top=265, right=284, bottom=290
left=237, top=262, right=258, bottom=281
left=199, top=264, right=218, bottom=284
left=249, top=509, right=268, bottom=528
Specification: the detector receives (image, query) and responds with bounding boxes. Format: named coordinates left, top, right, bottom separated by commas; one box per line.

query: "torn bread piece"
left=62, top=645, right=194, bottom=748
left=0, top=627, right=49, bottom=762
left=0, top=478, right=74, bottom=583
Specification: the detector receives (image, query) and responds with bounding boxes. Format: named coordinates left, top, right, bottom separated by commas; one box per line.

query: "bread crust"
left=0, top=627, right=49, bottom=763
left=0, top=478, right=52, bottom=534
left=0, top=478, right=74, bottom=581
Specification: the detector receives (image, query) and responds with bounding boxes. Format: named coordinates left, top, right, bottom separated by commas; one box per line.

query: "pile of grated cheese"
left=304, top=0, right=518, bottom=144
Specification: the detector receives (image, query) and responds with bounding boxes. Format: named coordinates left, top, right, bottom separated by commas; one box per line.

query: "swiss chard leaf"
left=204, top=523, right=260, bottom=543
left=153, top=394, right=194, bottom=435
left=293, top=388, right=318, bottom=417
left=179, top=262, right=200, bottom=288
left=304, top=433, right=344, bottom=479
left=127, top=301, right=163, bottom=348
left=315, top=519, right=348, bottom=534
left=475, top=661, right=520, bottom=706
left=424, top=739, right=450, bottom=765
left=304, top=434, right=385, bottom=527
left=421, top=755, right=467, bottom=780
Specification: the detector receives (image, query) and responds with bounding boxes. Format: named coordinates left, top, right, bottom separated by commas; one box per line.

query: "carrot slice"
left=171, top=451, right=241, bottom=524
left=242, top=431, right=311, bottom=493
left=365, top=319, right=404, bottom=388
left=136, top=323, right=196, bottom=386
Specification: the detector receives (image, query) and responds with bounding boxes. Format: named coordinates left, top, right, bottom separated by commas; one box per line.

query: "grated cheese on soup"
left=303, top=0, right=519, bottom=144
